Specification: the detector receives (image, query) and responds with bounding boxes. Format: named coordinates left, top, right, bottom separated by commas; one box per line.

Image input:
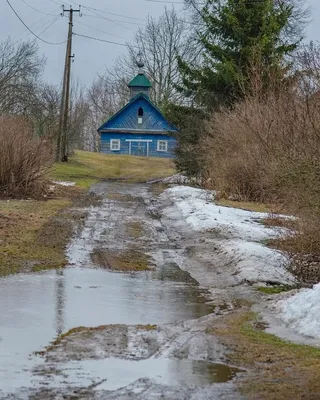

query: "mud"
left=90, top=249, right=153, bottom=271
left=39, top=317, right=226, bottom=363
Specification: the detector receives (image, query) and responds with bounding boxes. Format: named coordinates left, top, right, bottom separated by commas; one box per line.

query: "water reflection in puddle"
left=0, top=265, right=216, bottom=394
left=36, top=358, right=241, bottom=391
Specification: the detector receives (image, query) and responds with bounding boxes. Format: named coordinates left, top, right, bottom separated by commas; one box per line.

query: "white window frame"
left=157, top=140, right=168, bottom=152
left=110, top=139, right=120, bottom=151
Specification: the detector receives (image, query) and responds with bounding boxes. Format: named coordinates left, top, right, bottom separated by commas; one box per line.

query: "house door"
left=129, top=141, right=150, bottom=157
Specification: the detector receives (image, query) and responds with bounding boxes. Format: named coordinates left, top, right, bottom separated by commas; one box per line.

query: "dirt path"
left=3, top=181, right=319, bottom=399
left=1, top=182, right=244, bottom=399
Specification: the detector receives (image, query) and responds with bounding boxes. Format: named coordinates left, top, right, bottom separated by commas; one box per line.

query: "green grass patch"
left=257, top=285, right=294, bottom=295
left=50, top=150, right=175, bottom=188
left=215, top=199, right=271, bottom=213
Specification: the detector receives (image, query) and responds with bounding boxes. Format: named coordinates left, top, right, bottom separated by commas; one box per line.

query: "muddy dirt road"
left=1, top=183, right=245, bottom=399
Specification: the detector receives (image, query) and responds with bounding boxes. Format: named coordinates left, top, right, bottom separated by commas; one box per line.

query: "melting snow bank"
left=52, top=180, right=76, bottom=187
left=273, top=284, right=320, bottom=340
left=161, top=186, right=296, bottom=286
left=148, top=173, right=191, bottom=184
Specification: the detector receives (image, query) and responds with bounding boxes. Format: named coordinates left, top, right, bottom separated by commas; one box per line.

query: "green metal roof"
left=128, top=73, right=152, bottom=88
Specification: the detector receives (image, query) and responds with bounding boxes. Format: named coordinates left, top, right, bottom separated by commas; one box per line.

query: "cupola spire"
left=136, top=52, right=145, bottom=73
left=127, top=52, right=152, bottom=98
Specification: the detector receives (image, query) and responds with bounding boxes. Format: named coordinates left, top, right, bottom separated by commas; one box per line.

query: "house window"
left=157, top=140, right=168, bottom=152
left=138, top=107, right=143, bottom=124
left=110, top=139, right=120, bottom=151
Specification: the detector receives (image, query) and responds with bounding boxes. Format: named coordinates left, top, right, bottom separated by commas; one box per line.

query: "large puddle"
left=0, top=265, right=219, bottom=395
left=0, top=184, right=240, bottom=397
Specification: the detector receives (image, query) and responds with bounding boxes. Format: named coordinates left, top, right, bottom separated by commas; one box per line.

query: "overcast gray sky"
left=2, top=0, right=320, bottom=88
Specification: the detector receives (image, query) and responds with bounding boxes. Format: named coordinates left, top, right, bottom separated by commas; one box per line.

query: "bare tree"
left=294, top=42, right=320, bottom=93
left=68, top=81, right=91, bottom=151
left=0, top=39, right=44, bottom=114
left=27, top=84, right=61, bottom=139
left=100, top=8, right=197, bottom=108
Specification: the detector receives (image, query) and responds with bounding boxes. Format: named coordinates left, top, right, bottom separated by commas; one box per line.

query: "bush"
left=0, top=117, right=53, bottom=198
left=202, top=91, right=320, bottom=206
left=200, top=89, right=320, bottom=280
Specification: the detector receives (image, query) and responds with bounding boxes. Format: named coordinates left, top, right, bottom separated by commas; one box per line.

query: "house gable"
left=98, top=94, right=178, bottom=133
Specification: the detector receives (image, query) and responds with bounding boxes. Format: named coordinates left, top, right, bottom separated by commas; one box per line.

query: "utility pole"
left=56, top=5, right=81, bottom=162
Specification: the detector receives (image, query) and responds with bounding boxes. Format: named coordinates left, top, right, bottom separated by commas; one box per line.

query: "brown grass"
left=107, top=193, right=135, bottom=202
left=209, top=311, right=320, bottom=400
left=0, top=117, right=53, bottom=198
left=91, top=249, right=153, bottom=271
left=126, top=221, right=145, bottom=239
left=216, top=199, right=271, bottom=213
left=0, top=186, right=86, bottom=276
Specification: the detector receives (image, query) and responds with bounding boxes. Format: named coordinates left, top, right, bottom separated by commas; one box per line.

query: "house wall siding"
left=99, top=96, right=177, bottom=132
left=101, top=132, right=176, bottom=158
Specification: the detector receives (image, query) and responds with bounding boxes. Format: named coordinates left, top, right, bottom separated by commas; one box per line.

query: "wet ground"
left=0, top=183, right=244, bottom=399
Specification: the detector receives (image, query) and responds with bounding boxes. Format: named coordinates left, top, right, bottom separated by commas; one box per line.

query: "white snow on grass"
left=52, top=181, right=76, bottom=187
left=162, top=186, right=296, bottom=285
left=275, top=284, right=320, bottom=339
left=222, top=240, right=293, bottom=285
left=164, top=186, right=279, bottom=241
left=148, top=174, right=193, bottom=185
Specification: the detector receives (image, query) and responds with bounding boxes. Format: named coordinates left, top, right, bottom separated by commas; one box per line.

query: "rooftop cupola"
left=127, top=54, right=152, bottom=98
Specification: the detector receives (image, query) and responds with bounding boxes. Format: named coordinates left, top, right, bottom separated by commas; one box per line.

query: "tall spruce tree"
left=179, top=0, right=298, bottom=109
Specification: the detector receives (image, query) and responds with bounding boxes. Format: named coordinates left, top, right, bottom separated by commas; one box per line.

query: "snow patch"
left=163, top=186, right=277, bottom=241
left=222, top=240, right=294, bottom=285
left=162, top=186, right=296, bottom=286
left=148, top=174, right=196, bottom=185
left=275, top=284, right=320, bottom=339
left=52, top=180, right=76, bottom=187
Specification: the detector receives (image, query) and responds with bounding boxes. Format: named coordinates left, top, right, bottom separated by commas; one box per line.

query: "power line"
left=17, top=5, right=60, bottom=40
left=20, top=0, right=57, bottom=16
left=82, top=8, right=137, bottom=31
left=75, top=19, right=128, bottom=41
left=73, top=32, right=131, bottom=47
left=82, top=5, right=145, bottom=21
left=82, top=13, right=143, bottom=26
left=6, top=0, right=67, bottom=45
left=46, top=0, right=63, bottom=5
left=38, top=15, right=61, bottom=36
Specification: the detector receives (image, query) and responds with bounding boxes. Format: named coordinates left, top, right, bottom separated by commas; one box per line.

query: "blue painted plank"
left=98, top=94, right=178, bottom=133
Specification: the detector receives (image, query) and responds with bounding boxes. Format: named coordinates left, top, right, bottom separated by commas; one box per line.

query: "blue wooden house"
left=97, top=72, right=178, bottom=158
